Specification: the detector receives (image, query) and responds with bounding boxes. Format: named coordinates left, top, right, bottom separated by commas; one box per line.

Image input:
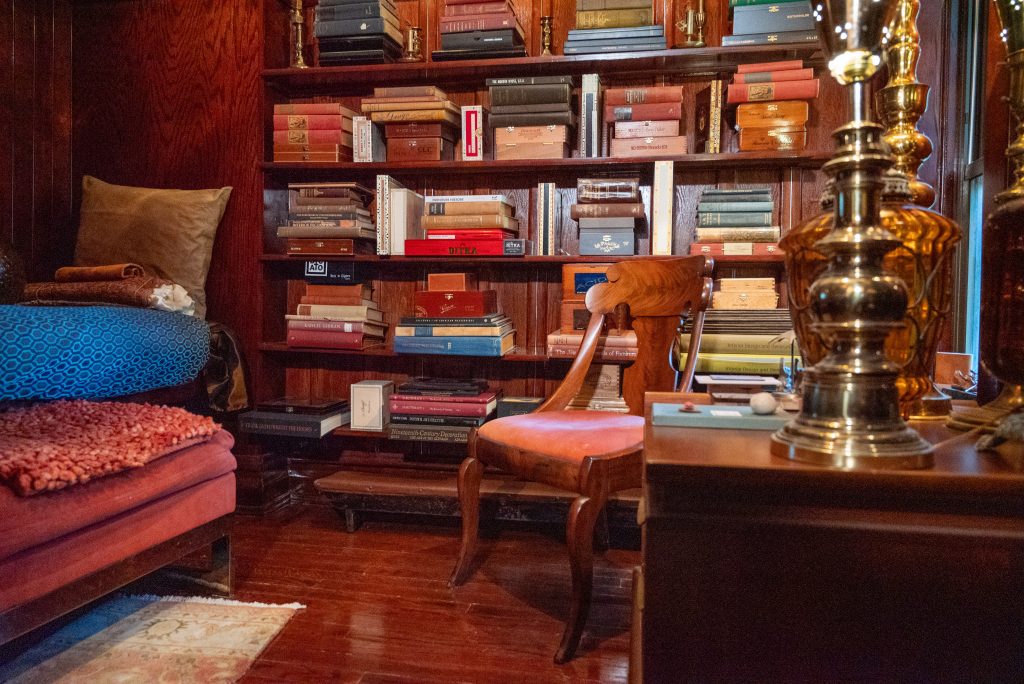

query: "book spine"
left=603, top=86, right=681, bottom=105
left=720, top=29, right=820, bottom=47
left=489, top=83, right=571, bottom=106
left=421, top=214, right=517, bottom=229
left=273, top=130, right=346, bottom=145
left=424, top=194, right=511, bottom=204
left=491, top=102, right=572, bottom=115
left=287, top=329, right=366, bottom=348
left=575, top=7, right=653, bottom=29
left=677, top=333, right=793, bottom=356
left=651, top=160, right=674, bottom=256
left=389, top=414, right=486, bottom=427
left=577, top=178, right=640, bottom=202
left=536, top=182, right=557, bottom=255
left=274, top=114, right=348, bottom=130
left=393, top=336, right=504, bottom=356
left=697, top=212, right=774, bottom=227
left=426, top=229, right=514, bottom=240
left=613, top=120, right=680, bottom=139
left=390, top=392, right=494, bottom=404
left=735, top=58, right=806, bottom=73
left=488, top=111, right=577, bottom=128
left=485, top=75, right=574, bottom=86
left=698, top=201, right=774, bottom=212
left=580, top=73, right=600, bottom=159
left=546, top=344, right=637, bottom=359
left=361, top=100, right=453, bottom=113
left=609, top=136, right=687, bottom=157
left=385, top=425, right=471, bottom=443
left=370, top=110, right=460, bottom=125
left=238, top=416, right=325, bottom=438
left=388, top=400, right=491, bottom=416
left=286, top=239, right=356, bottom=255
left=604, top=102, right=681, bottom=122
left=413, top=290, right=498, bottom=316
left=274, top=103, right=346, bottom=115
left=735, top=101, right=810, bottom=128
left=732, top=1, right=815, bottom=35
left=314, top=17, right=397, bottom=37
left=375, top=174, right=401, bottom=255
left=443, top=1, right=508, bottom=15
left=726, top=79, right=820, bottom=104
left=440, top=28, right=521, bottom=50
left=733, top=67, right=815, bottom=84
left=576, top=0, right=651, bottom=8
left=288, top=320, right=372, bottom=333
left=278, top=226, right=372, bottom=238
left=695, top=354, right=786, bottom=375
left=386, top=137, right=454, bottom=162
left=427, top=201, right=510, bottom=215
left=295, top=303, right=374, bottom=318
left=461, top=105, right=487, bottom=162
left=570, top=203, right=645, bottom=219
left=440, top=12, right=519, bottom=33
left=738, top=127, right=807, bottom=152
left=693, top=226, right=781, bottom=242
left=400, top=316, right=503, bottom=325
left=546, top=333, right=637, bottom=347
left=688, top=242, right=783, bottom=256
left=315, top=2, right=392, bottom=20
left=403, top=239, right=529, bottom=257
left=708, top=79, right=723, bottom=153
left=299, top=295, right=369, bottom=305
left=395, top=323, right=508, bottom=336
left=373, top=85, right=446, bottom=98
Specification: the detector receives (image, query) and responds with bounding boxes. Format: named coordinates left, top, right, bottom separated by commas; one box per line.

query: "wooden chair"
left=448, top=256, right=713, bottom=663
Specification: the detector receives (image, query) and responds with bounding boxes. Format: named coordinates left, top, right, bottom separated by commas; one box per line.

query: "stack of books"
left=432, top=0, right=527, bottom=60
left=693, top=374, right=782, bottom=404
left=566, top=364, right=629, bottom=413
left=313, top=0, right=402, bottom=65
left=689, top=187, right=779, bottom=257
left=404, top=194, right=529, bottom=256
left=361, top=86, right=460, bottom=161
left=721, top=0, right=817, bottom=47
left=386, top=378, right=497, bottom=442
left=730, top=60, right=816, bottom=152
left=604, top=86, right=684, bottom=158
left=487, top=76, right=575, bottom=160
left=285, top=282, right=387, bottom=350
left=572, top=178, right=642, bottom=255
left=549, top=263, right=637, bottom=360
left=686, top=307, right=795, bottom=375
left=238, top=397, right=351, bottom=439
left=280, top=182, right=376, bottom=256
left=564, top=0, right=662, bottom=54
left=272, top=103, right=356, bottom=162
left=712, top=276, right=779, bottom=310
left=394, top=275, right=515, bottom=356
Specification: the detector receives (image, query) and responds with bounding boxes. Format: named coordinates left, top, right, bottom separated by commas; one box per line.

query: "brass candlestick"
left=400, top=26, right=423, bottom=62
left=541, top=16, right=553, bottom=55
left=675, top=0, right=706, bottom=49
left=950, top=0, right=1024, bottom=430
left=289, top=0, right=308, bottom=69
left=771, top=0, right=934, bottom=469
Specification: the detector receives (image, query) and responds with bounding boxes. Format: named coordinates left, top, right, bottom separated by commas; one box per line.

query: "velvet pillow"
left=74, top=175, right=232, bottom=318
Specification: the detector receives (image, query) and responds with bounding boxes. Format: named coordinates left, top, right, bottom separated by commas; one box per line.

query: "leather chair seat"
left=477, top=410, right=644, bottom=463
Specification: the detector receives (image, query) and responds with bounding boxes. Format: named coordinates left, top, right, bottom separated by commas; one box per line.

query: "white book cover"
left=652, top=160, right=674, bottom=256
left=461, top=105, right=488, bottom=162
left=375, top=175, right=404, bottom=255
left=389, top=188, right=424, bottom=255
left=423, top=194, right=512, bottom=205
left=579, top=73, right=601, bottom=158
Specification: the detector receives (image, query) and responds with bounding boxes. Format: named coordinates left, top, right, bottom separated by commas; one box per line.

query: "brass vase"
left=770, top=0, right=933, bottom=469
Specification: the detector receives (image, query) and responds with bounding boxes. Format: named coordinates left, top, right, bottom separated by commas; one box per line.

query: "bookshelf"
left=256, top=2, right=843, bottom=513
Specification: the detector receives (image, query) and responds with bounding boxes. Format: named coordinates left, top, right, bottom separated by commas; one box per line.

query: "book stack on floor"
left=567, top=364, right=629, bottom=413
left=549, top=263, right=638, bottom=360
left=361, top=86, right=460, bottom=161
left=687, top=301, right=796, bottom=375
left=487, top=76, right=575, bottom=160
left=404, top=194, right=529, bottom=256
left=689, top=187, right=780, bottom=257
left=564, top=0, right=664, bottom=55
left=604, top=86, right=684, bottom=158
left=386, top=378, right=498, bottom=442
left=728, top=60, right=817, bottom=152
left=238, top=397, right=351, bottom=439
left=394, top=273, right=515, bottom=356
left=273, top=103, right=356, bottom=162
left=721, top=0, right=817, bottom=47
left=432, top=0, right=527, bottom=60
left=314, top=0, right=402, bottom=65
left=572, top=178, right=642, bottom=255
left=285, top=282, right=387, bottom=350
left=280, top=182, right=376, bottom=256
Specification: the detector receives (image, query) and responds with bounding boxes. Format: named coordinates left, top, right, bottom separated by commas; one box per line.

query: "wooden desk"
left=638, top=393, right=1024, bottom=683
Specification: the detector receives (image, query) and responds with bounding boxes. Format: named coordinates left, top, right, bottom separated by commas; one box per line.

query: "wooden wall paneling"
left=549, top=0, right=574, bottom=56
left=10, top=1, right=36, bottom=269
left=0, top=0, right=13, bottom=252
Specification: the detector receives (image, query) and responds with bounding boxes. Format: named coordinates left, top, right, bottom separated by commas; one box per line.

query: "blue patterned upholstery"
left=0, top=306, right=209, bottom=401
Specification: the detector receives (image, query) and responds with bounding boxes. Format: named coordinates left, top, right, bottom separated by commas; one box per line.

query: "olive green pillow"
left=74, top=175, right=232, bottom=318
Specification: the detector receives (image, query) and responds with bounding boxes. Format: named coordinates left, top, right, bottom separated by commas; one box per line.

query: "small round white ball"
left=749, top=392, right=778, bottom=415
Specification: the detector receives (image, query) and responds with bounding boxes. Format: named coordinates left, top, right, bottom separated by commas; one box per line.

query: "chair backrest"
left=539, top=256, right=713, bottom=416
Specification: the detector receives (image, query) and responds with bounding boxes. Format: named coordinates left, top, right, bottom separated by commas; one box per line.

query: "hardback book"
left=494, top=142, right=569, bottom=160
left=695, top=352, right=791, bottom=375
left=303, top=260, right=357, bottom=284
left=439, top=12, right=523, bottom=34
left=389, top=396, right=499, bottom=416
left=287, top=318, right=387, bottom=337
left=299, top=295, right=374, bottom=307
left=275, top=102, right=356, bottom=115
left=388, top=414, right=489, bottom=428
left=461, top=105, right=489, bottom=162
left=485, top=75, right=573, bottom=86
left=431, top=46, right=529, bottom=61
left=738, top=127, right=807, bottom=151
left=603, top=85, right=681, bottom=105
left=238, top=409, right=349, bottom=438
left=574, top=7, right=653, bottom=29
left=295, top=303, right=385, bottom=320
left=489, top=83, right=571, bottom=106
left=733, top=67, right=814, bottom=84
left=721, top=29, right=820, bottom=46
left=693, top=80, right=724, bottom=154
left=426, top=272, right=477, bottom=291
left=275, top=143, right=352, bottom=155
left=315, top=1, right=397, bottom=20
left=393, top=333, right=515, bottom=356
left=289, top=182, right=374, bottom=201
left=490, top=102, right=572, bottom=114
left=273, top=149, right=352, bottom=163
left=567, top=22, right=662, bottom=38
left=287, top=214, right=370, bottom=225
left=273, top=113, right=355, bottom=130
left=697, top=212, right=773, bottom=227
left=427, top=200, right=512, bottom=216
left=547, top=343, right=637, bottom=360
left=376, top=174, right=403, bottom=255
left=394, top=319, right=513, bottom=337
left=314, top=18, right=402, bottom=44
left=700, top=188, right=773, bottom=200
left=289, top=192, right=366, bottom=209
left=732, top=1, right=815, bottom=35
left=570, top=202, right=645, bottom=219
left=317, top=35, right=403, bottom=54
left=361, top=99, right=459, bottom=114
left=736, top=59, right=805, bottom=72
left=256, top=396, right=349, bottom=415
left=413, top=289, right=498, bottom=317
left=352, top=116, right=385, bottom=162
left=735, top=101, right=810, bottom=128
left=369, top=109, right=460, bottom=126
left=277, top=224, right=376, bottom=239
left=385, top=424, right=473, bottom=443
left=374, top=85, right=448, bottom=98
left=273, top=129, right=348, bottom=145
left=424, top=193, right=513, bottom=204
left=677, top=332, right=793, bottom=356
left=698, top=200, right=774, bottom=212
left=609, top=135, right=687, bottom=157
left=390, top=387, right=498, bottom=403
left=577, top=0, right=651, bottom=8
left=443, top=1, right=509, bottom=16
left=421, top=214, right=519, bottom=230
left=286, top=238, right=373, bottom=255
left=578, top=217, right=636, bottom=230
left=604, top=102, right=681, bottom=122
left=286, top=329, right=382, bottom=349
left=562, top=263, right=611, bottom=300
left=488, top=111, right=577, bottom=128
left=317, top=48, right=402, bottom=66
left=651, top=160, right=674, bottom=256
left=579, top=228, right=635, bottom=255
left=397, top=376, right=489, bottom=393
left=579, top=73, right=601, bottom=158
left=497, top=396, right=545, bottom=418
left=389, top=187, right=425, bottom=255
left=426, top=229, right=517, bottom=240
left=719, top=276, right=776, bottom=290
left=439, top=28, right=524, bottom=51
left=726, top=79, right=820, bottom=104
left=535, top=182, right=559, bottom=256
left=693, top=226, right=781, bottom=242
left=577, top=178, right=640, bottom=203
left=385, top=122, right=456, bottom=139
left=350, top=379, right=394, bottom=431
left=613, top=120, right=680, bottom=139
left=711, top=290, right=780, bottom=310
left=562, top=39, right=666, bottom=55
left=386, top=137, right=455, bottom=161
left=493, top=125, right=569, bottom=144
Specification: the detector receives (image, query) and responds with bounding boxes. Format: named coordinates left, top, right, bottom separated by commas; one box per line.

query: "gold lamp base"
left=771, top=427, right=935, bottom=469
left=947, top=384, right=1024, bottom=432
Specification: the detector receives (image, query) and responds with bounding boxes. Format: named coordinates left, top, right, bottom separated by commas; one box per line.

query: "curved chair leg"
left=449, top=455, right=483, bottom=588
left=556, top=494, right=605, bottom=664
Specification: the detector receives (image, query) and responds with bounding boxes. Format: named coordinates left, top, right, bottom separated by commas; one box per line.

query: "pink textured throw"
left=0, top=400, right=219, bottom=496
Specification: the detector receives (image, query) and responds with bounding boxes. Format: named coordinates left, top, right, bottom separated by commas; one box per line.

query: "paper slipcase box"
left=350, top=380, right=394, bottom=431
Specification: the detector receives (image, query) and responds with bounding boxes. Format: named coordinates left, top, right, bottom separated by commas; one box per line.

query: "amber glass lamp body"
left=782, top=184, right=961, bottom=417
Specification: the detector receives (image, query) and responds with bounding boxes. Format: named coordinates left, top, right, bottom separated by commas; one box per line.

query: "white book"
left=390, top=188, right=424, bottom=255
left=352, top=117, right=384, bottom=163
left=423, top=194, right=512, bottom=205
left=461, top=105, right=488, bottom=162
left=579, top=73, right=601, bottom=158
left=375, top=174, right=404, bottom=255
left=535, top=182, right=558, bottom=255
left=652, top=160, right=674, bottom=256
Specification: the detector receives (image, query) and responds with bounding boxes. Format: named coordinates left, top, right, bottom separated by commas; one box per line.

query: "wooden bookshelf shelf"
left=262, top=151, right=830, bottom=175
left=263, top=44, right=825, bottom=93
left=259, top=342, right=632, bottom=363
left=261, top=253, right=786, bottom=265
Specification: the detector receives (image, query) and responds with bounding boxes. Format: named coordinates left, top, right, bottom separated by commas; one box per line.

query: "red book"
left=273, top=114, right=350, bottom=130
left=443, top=1, right=509, bottom=16
left=603, top=86, right=682, bottom=106
left=286, top=329, right=368, bottom=349
left=426, top=229, right=516, bottom=240
left=733, top=68, right=815, bottom=84
left=403, top=239, right=529, bottom=257
left=388, top=399, right=495, bottom=417
left=414, top=290, right=498, bottom=317
left=389, top=391, right=498, bottom=404
left=603, top=102, right=681, bottom=122
left=726, top=79, right=820, bottom=104
left=736, top=59, right=804, bottom=74
left=440, top=12, right=519, bottom=33
left=274, top=103, right=351, bottom=115
left=688, top=242, right=783, bottom=257
left=287, top=319, right=383, bottom=334
left=273, top=129, right=347, bottom=145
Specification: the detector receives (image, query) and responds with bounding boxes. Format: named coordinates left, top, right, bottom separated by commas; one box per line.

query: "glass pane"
left=963, top=176, right=985, bottom=369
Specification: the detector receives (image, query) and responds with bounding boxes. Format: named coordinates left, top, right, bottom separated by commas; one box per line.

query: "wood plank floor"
left=233, top=506, right=638, bottom=683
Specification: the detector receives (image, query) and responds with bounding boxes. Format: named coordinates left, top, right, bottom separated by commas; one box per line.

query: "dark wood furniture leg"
left=557, top=491, right=607, bottom=664
left=449, top=451, right=483, bottom=587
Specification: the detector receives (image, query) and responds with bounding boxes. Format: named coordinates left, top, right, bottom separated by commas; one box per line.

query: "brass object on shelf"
left=770, top=0, right=934, bottom=469
left=289, top=0, right=308, bottom=69
left=541, top=16, right=553, bottom=55
left=400, top=26, right=423, bottom=62
left=950, top=0, right=1024, bottom=431
left=675, top=0, right=706, bottom=49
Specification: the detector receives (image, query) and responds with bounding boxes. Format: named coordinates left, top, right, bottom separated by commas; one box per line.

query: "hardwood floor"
left=233, top=506, right=637, bottom=683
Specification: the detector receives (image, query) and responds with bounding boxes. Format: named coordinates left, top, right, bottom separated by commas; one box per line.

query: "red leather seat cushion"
left=477, top=411, right=644, bottom=463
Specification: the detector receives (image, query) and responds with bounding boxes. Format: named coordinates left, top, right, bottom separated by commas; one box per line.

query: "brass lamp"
left=951, top=0, right=1024, bottom=429
left=771, top=0, right=934, bottom=469
left=782, top=0, right=962, bottom=420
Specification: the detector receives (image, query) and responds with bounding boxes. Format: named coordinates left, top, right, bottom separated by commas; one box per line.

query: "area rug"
left=0, top=595, right=303, bottom=683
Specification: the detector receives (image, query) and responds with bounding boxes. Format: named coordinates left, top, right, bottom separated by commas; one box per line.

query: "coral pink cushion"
left=0, top=400, right=219, bottom=496
left=477, top=410, right=644, bottom=463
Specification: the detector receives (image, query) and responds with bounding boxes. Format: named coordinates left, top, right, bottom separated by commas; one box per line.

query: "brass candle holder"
left=675, top=0, right=706, bottom=49
left=400, top=26, right=423, bottom=62
left=771, top=0, right=934, bottom=469
left=541, top=16, right=553, bottom=55
left=289, top=0, right=308, bottom=69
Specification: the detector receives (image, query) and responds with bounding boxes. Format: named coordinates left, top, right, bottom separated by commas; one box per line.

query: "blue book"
left=393, top=334, right=514, bottom=357
left=650, top=403, right=790, bottom=430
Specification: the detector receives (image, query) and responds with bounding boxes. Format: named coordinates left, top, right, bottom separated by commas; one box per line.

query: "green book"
left=729, top=0, right=786, bottom=6
left=651, top=403, right=789, bottom=430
